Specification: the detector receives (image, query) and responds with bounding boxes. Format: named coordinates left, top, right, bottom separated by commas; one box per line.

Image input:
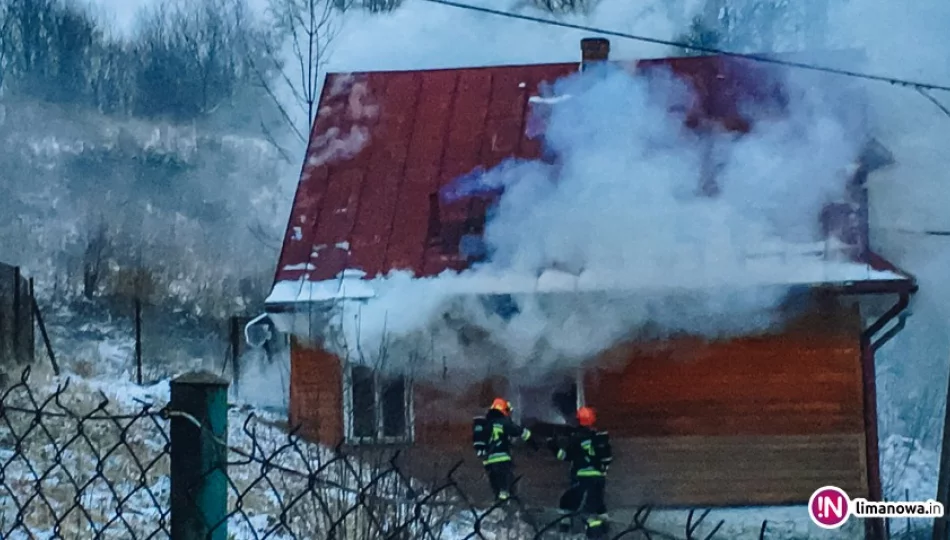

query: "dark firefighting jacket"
left=472, top=409, right=532, bottom=465
left=554, top=426, right=612, bottom=478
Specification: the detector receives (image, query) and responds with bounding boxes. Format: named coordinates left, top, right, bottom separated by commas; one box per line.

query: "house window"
left=517, top=372, right=582, bottom=428
left=346, top=364, right=413, bottom=443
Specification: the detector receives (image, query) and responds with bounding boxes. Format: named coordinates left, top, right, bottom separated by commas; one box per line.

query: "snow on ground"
left=0, top=370, right=525, bottom=540
left=629, top=506, right=866, bottom=540
left=881, top=434, right=940, bottom=504
left=38, top=299, right=228, bottom=385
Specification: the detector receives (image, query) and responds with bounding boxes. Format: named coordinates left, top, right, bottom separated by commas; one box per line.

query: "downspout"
left=862, top=289, right=913, bottom=349
left=244, top=313, right=272, bottom=347
left=871, top=312, right=909, bottom=353
left=860, top=286, right=916, bottom=540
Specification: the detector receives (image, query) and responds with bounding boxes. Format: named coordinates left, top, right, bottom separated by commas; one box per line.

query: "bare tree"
left=1, top=0, right=101, bottom=102
left=251, top=0, right=340, bottom=150
left=132, top=0, right=266, bottom=119
left=0, top=3, right=13, bottom=92
left=676, top=0, right=829, bottom=55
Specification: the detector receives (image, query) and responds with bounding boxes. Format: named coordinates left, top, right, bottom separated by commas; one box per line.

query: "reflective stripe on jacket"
left=555, top=427, right=612, bottom=478
left=480, top=409, right=531, bottom=465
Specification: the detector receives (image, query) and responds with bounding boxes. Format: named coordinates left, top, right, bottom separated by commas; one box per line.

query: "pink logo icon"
left=808, top=486, right=851, bottom=528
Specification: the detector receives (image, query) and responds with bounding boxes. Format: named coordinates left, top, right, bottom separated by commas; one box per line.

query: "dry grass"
left=0, top=371, right=533, bottom=540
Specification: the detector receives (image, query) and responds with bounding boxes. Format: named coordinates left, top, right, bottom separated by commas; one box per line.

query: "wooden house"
left=255, top=39, right=916, bottom=539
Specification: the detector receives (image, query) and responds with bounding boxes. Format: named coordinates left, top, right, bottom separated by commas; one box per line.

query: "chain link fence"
left=1, top=366, right=797, bottom=540
left=0, top=263, right=33, bottom=382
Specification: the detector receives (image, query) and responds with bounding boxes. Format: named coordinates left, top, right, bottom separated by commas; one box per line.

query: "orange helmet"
left=577, top=406, right=596, bottom=427
left=490, top=397, right=512, bottom=416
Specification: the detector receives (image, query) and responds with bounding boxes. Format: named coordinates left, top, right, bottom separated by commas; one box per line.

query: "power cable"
left=880, top=227, right=950, bottom=237
left=916, top=88, right=950, bottom=119
left=419, top=0, right=950, bottom=93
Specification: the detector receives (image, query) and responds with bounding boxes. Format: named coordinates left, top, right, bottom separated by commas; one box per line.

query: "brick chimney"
left=580, top=37, right=610, bottom=71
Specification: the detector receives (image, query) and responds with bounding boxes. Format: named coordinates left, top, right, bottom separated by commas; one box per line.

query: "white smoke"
left=313, top=60, right=866, bottom=385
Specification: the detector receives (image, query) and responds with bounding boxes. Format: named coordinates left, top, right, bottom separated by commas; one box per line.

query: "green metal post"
left=170, top=372, right=229, bottom=540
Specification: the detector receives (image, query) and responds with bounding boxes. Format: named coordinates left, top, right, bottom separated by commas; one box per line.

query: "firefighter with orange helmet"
left=472, top=397, right=537, bottom=502
left=548, top=406, right=612, bottom=538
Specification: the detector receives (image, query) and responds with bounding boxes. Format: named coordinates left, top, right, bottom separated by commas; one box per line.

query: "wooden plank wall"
left=589, top=301, right=864, bottom=438
left=400, top=299, right=869, bottom=508
left=398, top=433, right=868, bottom=508
left=289, top=337, right=345, bottom=446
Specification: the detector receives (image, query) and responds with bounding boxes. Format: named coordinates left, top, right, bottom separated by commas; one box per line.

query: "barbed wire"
left=1, top=366, right=777, bottom=539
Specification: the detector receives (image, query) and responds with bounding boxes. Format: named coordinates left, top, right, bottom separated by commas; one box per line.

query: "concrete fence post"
left=170, top=372, right=229, bottom=540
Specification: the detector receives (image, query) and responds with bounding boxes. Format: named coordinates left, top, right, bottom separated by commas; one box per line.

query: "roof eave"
left=263, top=276, right=919, bottom=313
left=865, top=251, right=917, bottom=283
left=812, top=277, right=917, bottom=296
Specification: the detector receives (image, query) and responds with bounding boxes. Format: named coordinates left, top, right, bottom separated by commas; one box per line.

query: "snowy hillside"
left=0, top=98, right=293, bottom=316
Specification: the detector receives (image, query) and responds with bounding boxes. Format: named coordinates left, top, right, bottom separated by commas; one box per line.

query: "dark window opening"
left=519, top=374, right=579, bottom=430
left=352, top=365, right=377, bottom=439
left=349, top=365, right=411, bottom=442
left=381, top=376, right=407, bottom=437
left=551, top=383, right=578, bottom=421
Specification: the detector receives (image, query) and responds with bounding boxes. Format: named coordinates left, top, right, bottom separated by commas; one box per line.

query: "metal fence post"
left=170, top=372, right=229, bottom=540
left=28, top=278, right=35, bottom=364
left=230, top=317, right=241, bottom=397
left=12, top=266, right=19, bottom=363
left=135, top=298, right=143, bottom=385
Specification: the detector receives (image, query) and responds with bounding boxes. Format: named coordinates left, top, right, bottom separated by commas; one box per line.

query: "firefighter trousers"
left=558, top=476, right=607, bottom=539
left=484, top=460, right=514, bottom=501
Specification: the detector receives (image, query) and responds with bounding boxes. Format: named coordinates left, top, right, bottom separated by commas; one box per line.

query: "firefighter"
left=472, top=397, right=537, bottom=502
left=548, top=406, right=612, bottom=538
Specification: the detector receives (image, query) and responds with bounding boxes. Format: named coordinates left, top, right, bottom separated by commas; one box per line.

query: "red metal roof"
left=271, top=55, right=887, bottom=291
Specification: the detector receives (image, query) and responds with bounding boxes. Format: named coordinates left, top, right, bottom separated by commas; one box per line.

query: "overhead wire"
left=418, top=0, right=950, bottom=94
left=916, top=87, right=950, bottom=119
left=278, top=0, right=950, bottom=313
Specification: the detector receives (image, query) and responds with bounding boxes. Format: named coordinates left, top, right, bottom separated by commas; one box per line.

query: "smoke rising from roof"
left=314, top=59, right=869, bottom=385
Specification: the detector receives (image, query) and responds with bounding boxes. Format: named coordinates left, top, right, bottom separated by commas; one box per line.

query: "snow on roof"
left=265, top=256, right=907, bottom=305
left=528, top=94, right=573, bottom=104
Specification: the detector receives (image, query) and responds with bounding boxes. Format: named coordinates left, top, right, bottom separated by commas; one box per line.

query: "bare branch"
left=259, top=119, right=299, bottom=163
left=247, top=219, right=283, bottom=250
left=256, top=0, right=338, bottom=138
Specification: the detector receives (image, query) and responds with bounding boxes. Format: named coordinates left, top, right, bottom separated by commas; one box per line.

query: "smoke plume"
left=317, top=59, right=865, bottom=385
